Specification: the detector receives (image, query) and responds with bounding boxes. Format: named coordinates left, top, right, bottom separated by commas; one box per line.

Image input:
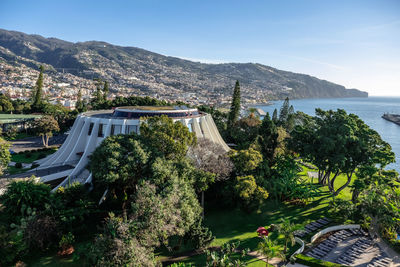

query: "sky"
left=0, top=0, right=399, bottom=96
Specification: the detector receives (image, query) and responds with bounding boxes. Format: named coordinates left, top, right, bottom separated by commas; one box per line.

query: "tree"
left=31, top=115, right=60, bottom=147
left=103, top=81, right=109, bottom=102
left=230, top=147, right=263, bottom=175
left=187, top=138, right=233, bottom=180
left=131, top=180, right=201, bottom=248
left=227, top=80, right=241, bottom=131
left=32, top=65, right=45, bottom=110
left=235, top=175, right=269, bottom=213
left=272, top=108, right=278, bottom=123
left=140, top=115, right=196, bottom=160
left=289, top=109, right=395, bottom=195
left=90, top=134, right=150, bottom=215
left=278, top=97, right=290, bottom=123
left=277, top=219, right=299, bottom=254
left=0, top=137, right=10, bottom=176
left=86, top=213, right=156, bottom=267
left=75, top=88, right=85, bottom=112
left=230, top=114, right=262, bottom=149
left=257, top=238, right=283, bottom=265
left=0, top=94, right=14, bottom=113
left=257, top=113, right=279, bottom=166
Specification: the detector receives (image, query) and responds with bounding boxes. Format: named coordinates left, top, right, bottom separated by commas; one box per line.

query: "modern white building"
left=36, top=106, right=229, bottom=190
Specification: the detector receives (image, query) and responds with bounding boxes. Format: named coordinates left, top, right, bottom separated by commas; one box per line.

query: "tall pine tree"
left=32, top=65, right=44, bottom=110
left=103, top=81, right=109, bottom=102
left=76, top=88, right=85, bottom=112
left=272, top=108, right=278, bottom=122
left=228, top=80, right=241, bottom=129
left=278, top=97, right=290, bottom=123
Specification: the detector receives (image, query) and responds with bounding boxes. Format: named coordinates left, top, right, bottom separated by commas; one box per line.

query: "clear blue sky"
left=1, top=0, right=399, bottom=96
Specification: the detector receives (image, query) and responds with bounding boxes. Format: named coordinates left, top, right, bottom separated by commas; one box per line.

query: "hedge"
left=296, top=254, right=347, bottom=267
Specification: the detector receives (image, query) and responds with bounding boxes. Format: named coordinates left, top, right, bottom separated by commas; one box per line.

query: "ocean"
left=257, top=96, right=400, bottom=172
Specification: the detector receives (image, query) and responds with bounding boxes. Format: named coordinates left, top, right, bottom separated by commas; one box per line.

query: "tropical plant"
left=257, top=238, right=284, bottom=265
left=206, top=241, right=248, bottom=267
left=0, top=178, right=51, bottom=217
left=276, top=218, right=301, bottom=254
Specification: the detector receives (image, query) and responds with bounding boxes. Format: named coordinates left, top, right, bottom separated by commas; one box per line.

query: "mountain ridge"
left=0, top=28, right=368, bottom=102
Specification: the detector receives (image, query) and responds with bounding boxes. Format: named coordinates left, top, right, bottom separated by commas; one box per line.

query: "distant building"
left=0, top=114, right=41, bottom=132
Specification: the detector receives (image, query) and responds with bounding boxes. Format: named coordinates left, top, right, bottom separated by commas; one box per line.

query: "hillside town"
left=0, top=59, right=272, bottom=110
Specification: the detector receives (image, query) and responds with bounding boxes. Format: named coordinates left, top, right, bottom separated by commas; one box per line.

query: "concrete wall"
left=311, top=224, right=361, bottom=243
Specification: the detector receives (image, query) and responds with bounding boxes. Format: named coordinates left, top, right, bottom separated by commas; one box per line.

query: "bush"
left=59, top=232, right=75, bottom=250
left=31, top=163, right=40, bottom=169
left=184, top=217, right=214, bottom=249
left=24, top=214, right=59, bottom=250
left=0, top=179, right=51, bottom=218
left=15, top=162, right=23, bottom=169
left=25, top=152, right=32, bottom=158
left=37, top=153, right=47, bottom=159
left=296, top=254, right=347, bottom=267
left=0, top=226, right=27, bottom=266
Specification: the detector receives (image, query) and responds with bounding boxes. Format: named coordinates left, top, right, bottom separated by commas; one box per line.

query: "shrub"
left=24, top=214, right=59, bottom=250
left=184, top=217, right=214, bottom=249
left=15, top=162, right=23, bottom=169
left=59, top=232, right=75, bottom=251
left=296, top=254, right=347, bottom=267
left=0, top=179, right=51, bottom=218
left=0, top=226, right=27, bottom=266
left=25, top=152, right=32, bottom=158
left=37, top=153, right=47, bottom=159
left=31, top=163, right=40, bottom=169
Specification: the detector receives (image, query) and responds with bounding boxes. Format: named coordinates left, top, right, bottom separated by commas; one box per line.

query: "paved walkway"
left=370, top=221, right=400, bottom=266
left=11, top=134, right=67, bottom=152
left=247, top=251, right=284, bottom=266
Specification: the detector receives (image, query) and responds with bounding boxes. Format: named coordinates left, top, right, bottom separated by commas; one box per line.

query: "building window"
left=125, top=125, right=138, bottom=134
left=98, top=124, right=104, bottom=137
left=88, top=123, right=94, bottom=135
left=113, top=125, right=122, bottom=135
left=187, top=123, right=193, bottom=132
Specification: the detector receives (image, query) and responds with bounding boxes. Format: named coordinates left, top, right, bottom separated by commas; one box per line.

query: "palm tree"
left=277, top=218, right=300, bottom=254
left=257, top=238, right=283, bottom=266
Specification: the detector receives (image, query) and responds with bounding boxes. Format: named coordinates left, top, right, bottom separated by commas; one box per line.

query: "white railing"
left=311, top=224, right=361, bottom=243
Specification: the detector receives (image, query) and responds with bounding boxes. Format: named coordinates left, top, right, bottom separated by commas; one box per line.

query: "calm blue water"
left=257, top=97, right=400, bottom=172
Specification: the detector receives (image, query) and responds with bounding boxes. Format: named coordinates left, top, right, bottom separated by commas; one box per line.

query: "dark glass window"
left=98, top=124, right=104, bottom=137
left=88, top=123, right=94, bottom=135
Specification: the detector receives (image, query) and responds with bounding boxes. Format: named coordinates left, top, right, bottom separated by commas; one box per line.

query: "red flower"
left=256, top=226, right=269, bottom=237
